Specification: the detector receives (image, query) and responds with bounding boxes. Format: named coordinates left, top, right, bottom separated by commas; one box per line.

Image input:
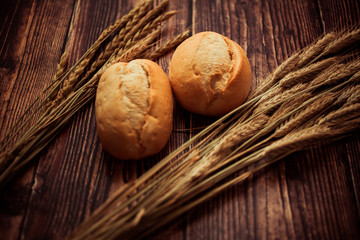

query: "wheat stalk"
left=122, top=11, right=177, bottom=50
left=0, top=0, right=154, bottom=153
left=49, top=0, right=153, bottom=109
left=66, top=28, right=360, bottom=240
left=273, top=93, right=335, bottom=138
left=43, top=52, right=69, bottom=110
left=0, top=0, right=191, bottom=188
left=114, top=0, right=169, bottom=56
left=76, top=0, right=157, bottom=87
left=131, top=96, right=360, bottom=240
left=312, top=28, right=360, bottom=62
left=0, top=28, right=164, bottom=186
left=141, top=29, right=190, bottom=59
left=252, top=28, right=359, bottom=97
left=279, top=57, right=338, bottom=88
left=296, top=31, right=337, bottom=66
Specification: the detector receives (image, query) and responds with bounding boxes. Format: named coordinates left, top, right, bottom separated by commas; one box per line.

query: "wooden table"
left=1, top=0, right=360, bottom=239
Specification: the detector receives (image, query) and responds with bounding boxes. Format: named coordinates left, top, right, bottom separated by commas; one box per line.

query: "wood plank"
left=0, top=0, right=75, bottom=137
left=0, top=0, right=359, bottom=239
left=176, top=0, right=360, bottom=239
left=0, top=0, right=75, bottom=239
left=16, top=0, right=140, bottom=239
left=346, top=135, right=360, bottom=218
left=283, top=140, right=360, bottom=239
left=318, top=0, right=360, bottom=31
left=315, top=2, right=360, bottom=234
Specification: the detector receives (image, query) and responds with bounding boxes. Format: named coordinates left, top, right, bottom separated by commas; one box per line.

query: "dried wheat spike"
left=279, top=57, right=338, bottom=89
left=345, top=86, right=360, bottom=106
left=253, top=51, right=301, bottom=97
left=49, top=0, right=153, bottom=110
left=335, top=83, right=360, bottom=106
left=114, top=1, right=170, bottom=58
left=43, top=52, right=69, bottom=111
left=310, top=60, right=360, bottom=87
left=255, top=83, right=309, bottom=115
left=314, top=28, right=360, bottom=62
left=84, top=0, right=152, bottom=79
left=116, top=28, right=162, bottom=62
left=142, top=30, right=190, bottom=59
left=297, top=32, right=337, bottom=66
left=264, top=125, right=331, bottom=159
left=122, top=11, right=177, bottom=51
left=319, top=103, right=360, bottom=125
left=274, top=93, right=335, bottom=138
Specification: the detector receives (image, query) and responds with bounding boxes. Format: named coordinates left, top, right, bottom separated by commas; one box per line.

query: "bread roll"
left=95, top=59, right=173, bottom=160
left=169, top=31, right=251, bottom=116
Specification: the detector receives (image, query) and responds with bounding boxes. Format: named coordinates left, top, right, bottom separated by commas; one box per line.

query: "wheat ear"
left=43, top=52, right=69, bottom=110
left=312, top=28, right=360, bottom=62
left=67, top=1, right=169, bottom=95
left=80, top=1, right=152, bottom=82
left=49, top=0, right=153, bottom=110
left=141, top=29, right=190, bottom=59
left=279, top=57, right=338, bottom=88
left=273, top=93, right=335, bottom=138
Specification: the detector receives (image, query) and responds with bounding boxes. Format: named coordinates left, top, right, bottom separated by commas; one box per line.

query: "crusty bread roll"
left=95, top=59, right=173, bottom=160
left=169, top=31, right=252, bottom=116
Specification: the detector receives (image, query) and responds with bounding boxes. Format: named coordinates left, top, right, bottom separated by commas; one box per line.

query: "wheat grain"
left=255, top=83, right=309, bottom=115
left=43, top=52, right=69, bottom=111
left=141, top=29, right=190, bottom=59
left=264, top=32, right=337, bottom=85
left=252, top=52, right=300, bottom=97
left=269, top=91, right=313, bottom=121
left=310, top=60, right=360, bottom=87
left=265, top=118, right=360, bottom=160
left=334, top=83, right=360, bottom=105
left=346, top=87, right=360, bottom=105
left=253, top=30, right=348, bottom=97
left=95, top=0, right=153, bottom=45
left=184, top=114, right=269, bottom=182
left=313, top=28, right=360, bottom=62
left=0, top=0, right=179, bottom=189
left=318, top=103, right=360, bottom=125
left=279, top=57, right=338, bottom=88
left=83, top=1, right=154, bottom=80
left=63, top=28, right=360, bottom=240
left=48, top=0, right=154, bottom=110
left=274, top=93, right=335, bottom=138
left=115, top=28, right=162, bottom=63
left=113, top=0, right=169, bottom=57
left=63, top=6, right=159, bottom=95
left=122, top=11, right=176, bottom=51
left=297, top=32, right=337, bottom=66
left=269, top=52, right=301, bottom=84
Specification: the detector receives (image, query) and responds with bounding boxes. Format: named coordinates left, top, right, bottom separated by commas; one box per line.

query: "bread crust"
left=95, top=59, right=173, bottom=160
left=169, top=31, right=251, bottom=116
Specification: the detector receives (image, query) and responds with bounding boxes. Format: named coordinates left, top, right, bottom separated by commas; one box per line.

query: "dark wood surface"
left=1, top=0, right=360, bottom=239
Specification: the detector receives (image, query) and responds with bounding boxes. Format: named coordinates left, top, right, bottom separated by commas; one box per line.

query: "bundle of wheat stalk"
left=66, top=28, right=360, bottom=240
left=0, top=0, right=189, bottom=188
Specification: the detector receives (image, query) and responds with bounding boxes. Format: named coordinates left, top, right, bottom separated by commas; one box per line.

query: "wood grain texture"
left=0, top=0, right=75, bottom=239
left=0, top=0, right=359, bottom=239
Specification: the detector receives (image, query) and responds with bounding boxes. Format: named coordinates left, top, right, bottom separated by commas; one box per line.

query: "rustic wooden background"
left=1, top=0, right=360, bottom=239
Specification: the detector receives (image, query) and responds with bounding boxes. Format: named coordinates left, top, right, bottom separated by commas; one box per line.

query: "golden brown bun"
left=95, top=59, right=173, bottom=160
left=169, top=31, right=252, bottom=116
